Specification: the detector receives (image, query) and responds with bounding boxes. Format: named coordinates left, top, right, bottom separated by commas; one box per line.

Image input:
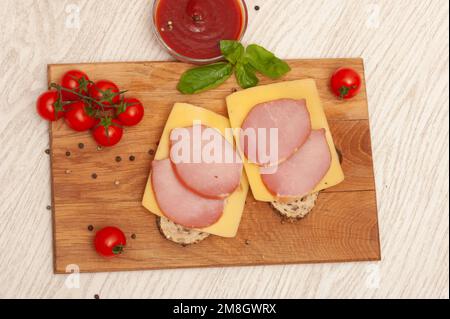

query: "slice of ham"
left=151, top=159, right=224, bottom=228
left=169, top=125, right=243, bottom=199
left=260, top=129, right=331, bottom=199
left=240, top=99, right=311, bottom=166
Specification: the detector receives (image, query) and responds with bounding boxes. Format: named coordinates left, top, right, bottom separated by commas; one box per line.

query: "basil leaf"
left=220, top=40, right=244, bottom=65
left=245, top=44, right=291, bottom=79
left=177, top=62, right=233, bottom=94
left=235, top=62, right=259, bottom=89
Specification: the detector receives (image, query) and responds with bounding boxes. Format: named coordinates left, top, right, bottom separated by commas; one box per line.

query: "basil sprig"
left=177, top=40, right=291, bottom=94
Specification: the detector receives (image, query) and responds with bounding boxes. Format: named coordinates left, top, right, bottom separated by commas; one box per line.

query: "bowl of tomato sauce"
left=152, top=0, right=248, bottom=64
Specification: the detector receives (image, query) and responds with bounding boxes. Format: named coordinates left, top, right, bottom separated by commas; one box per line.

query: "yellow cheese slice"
left=142, top=103, right=249, bottom=238
left=226, top=79, right=344, bottom=202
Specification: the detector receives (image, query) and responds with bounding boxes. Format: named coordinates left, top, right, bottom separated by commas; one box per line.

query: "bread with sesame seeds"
left=156, top=216, right=210, bottom=245
left=271, top=192, right=320, bottom=220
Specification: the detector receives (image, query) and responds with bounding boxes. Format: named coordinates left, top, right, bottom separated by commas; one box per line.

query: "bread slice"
left=271, top=192, right=319, bottom=220
left=157, top=217, right=210, bottom=245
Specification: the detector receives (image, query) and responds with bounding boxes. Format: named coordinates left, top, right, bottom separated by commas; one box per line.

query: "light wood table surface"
left=0, top=0, right=448, bottom=299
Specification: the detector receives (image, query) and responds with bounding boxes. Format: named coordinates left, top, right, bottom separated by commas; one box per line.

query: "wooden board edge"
left=54, top=254, right=381, bottom=274
left=47, top=67, right=59, bottom=275
left=360, top=59, right=382, bottom=260
left=47, top=57, right=364, bottom=68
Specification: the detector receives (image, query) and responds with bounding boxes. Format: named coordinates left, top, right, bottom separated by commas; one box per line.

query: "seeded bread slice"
left=271, top=192, right=320, bottom=220
left=157, top=216, right=210, bottom=245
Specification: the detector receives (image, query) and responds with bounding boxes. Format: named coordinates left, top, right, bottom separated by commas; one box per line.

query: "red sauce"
left=156, top=0, right=245, bottom=60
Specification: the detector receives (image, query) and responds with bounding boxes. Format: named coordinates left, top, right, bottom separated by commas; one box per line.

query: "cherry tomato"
left=60, top=70, right=90, bottom=101
left=117, top=98, right=144, bottom=126
left=64, top=101, right=98, bottom=132
left=89, top=80, right=121, bottom=107
left=92, top=118, right=123, bottom=147
left=330, top=67, right=362, bottom=99
left=36, top=90, right=64, bottom=121
left=94, top=226, right=127, bottom=258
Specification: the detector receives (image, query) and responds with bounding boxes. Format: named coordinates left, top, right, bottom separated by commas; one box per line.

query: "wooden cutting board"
left=48, top=59, right=380, bottom=274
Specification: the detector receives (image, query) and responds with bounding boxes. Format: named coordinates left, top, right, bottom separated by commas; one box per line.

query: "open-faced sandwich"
left=226, top=79, right=345, bottom=220
left=142, top=103, right=249, bottom=244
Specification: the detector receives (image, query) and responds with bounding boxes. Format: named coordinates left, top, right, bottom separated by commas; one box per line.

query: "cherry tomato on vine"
left=92, top=118, right=123, bottom=147
left=36, top=90, right=64, bottom=121
left=94, top=226, right=127, bottom=258
left=89, top=80, right=121, bottom=107
left=117, top=98, right=144, bottom=126
left=61, top=70, right=90, bottom=101
left=330, top=67, right=361, bottom=99
left=64, top=101, right=98, bottom=132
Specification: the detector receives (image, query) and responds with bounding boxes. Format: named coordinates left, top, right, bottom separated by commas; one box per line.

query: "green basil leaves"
left=235, top=62, right=259, bottom=89
left=177, top=62, right=233, bottom=94
left=177, top=40, right=290, bottom=94
left=221, top=40, right=245, bottom=65
left=245, top=44, right=291, bottom=79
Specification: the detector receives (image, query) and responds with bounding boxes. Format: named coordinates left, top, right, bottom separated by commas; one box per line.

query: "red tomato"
left=117, top=98, right=144, bottom=126
left=64, top=101, right=98, bottom=132
left=94, top=226, right=127, bottom=258
left=60, top=70, right=90, bottom=101
left=89, top=80, right=120, bottom=107
left=330, top=68, right=362, bottom=99
left=36, top=90, right=64, bottom=121
left=92, top=118, right=123, bottom=147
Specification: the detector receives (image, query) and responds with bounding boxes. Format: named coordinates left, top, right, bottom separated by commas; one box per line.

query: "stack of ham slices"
left=151, top=125, right=243, bottom=229
left=239, top=98, right=332, bottom=200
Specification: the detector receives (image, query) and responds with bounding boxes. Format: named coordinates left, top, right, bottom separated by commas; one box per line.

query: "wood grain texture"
left=48, top=59, right=379, bottom=273
left=0, top=0, right=448, bottom=299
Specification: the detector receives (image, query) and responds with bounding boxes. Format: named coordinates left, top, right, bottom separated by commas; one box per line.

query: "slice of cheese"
left=226, top=79, right=344, bottom=202
left=142, top=103, right=249, bottom=238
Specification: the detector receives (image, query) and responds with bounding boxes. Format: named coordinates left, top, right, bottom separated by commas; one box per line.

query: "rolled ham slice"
left=261, top=129, right=331, bottom=199
left=170, top=125, right=243, bottom=199
left=151, top=159, right=224, bottom=228
left=240, top=99, right=311, bottom=166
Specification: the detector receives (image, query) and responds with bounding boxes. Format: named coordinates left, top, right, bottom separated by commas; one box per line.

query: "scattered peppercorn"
left=91, top=173, right=98, bottom=179
left=78, top=143, right=84, bottom=149
left=245, top=239, right=251, bottom=245
left=131, top=234, right=137, bottom=240
left=65, top=151, right=71, bottom=157
left=231, top=88, right=238, bottom=93
left=115, top=156, right=122, bottom=162
left=94, top=294, right=100, bottom=299
left=255, top=5, right=260, bottom=11
left=46, top=205, right=52, bottom=210
left=87, top=225, right=94, bottom=231
left=148, top=149, right=155, bottom=156
left=45, top=149, right=50, bottom=155
left=129, top=155, right=136, bottom=161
